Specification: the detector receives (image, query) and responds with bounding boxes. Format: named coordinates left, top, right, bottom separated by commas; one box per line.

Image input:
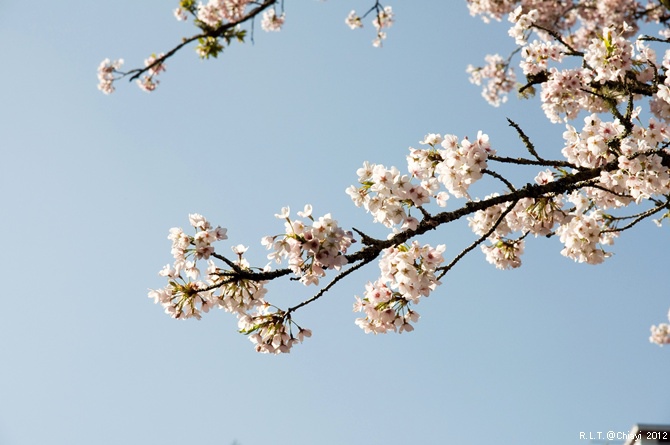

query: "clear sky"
left=1, top=1, right=668, bottom=445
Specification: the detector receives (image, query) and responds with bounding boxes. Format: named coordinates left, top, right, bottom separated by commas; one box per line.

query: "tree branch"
left=125, top=0, right=278, bottom=82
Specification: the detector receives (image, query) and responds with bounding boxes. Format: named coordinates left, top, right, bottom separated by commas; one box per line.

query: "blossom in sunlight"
left=345, top=10, right=362, bottom=30
left=263, top=205, right=354, bottom=286
left=173, top=7, right=188, bottom=21
left=136, top=53, right=166, bottom=93
left=261, top=9, right=285, bottom=32
left=354, top=242, right=444, bottom=334
left=650, top=323, right=670, bottom=346
left=97, top=58, right=124, bottom=94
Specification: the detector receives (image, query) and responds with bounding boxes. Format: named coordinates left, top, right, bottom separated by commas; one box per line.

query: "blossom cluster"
left=433, top=131, right=496, bottom=198
left=466, top=54, right=516, bottom=107
left=346, top=162, right=432, bottom=229
left=262, top=205, right=354, bottom=285
left=344, top=5, right=394, bottom=47
left=562, top=114, right=624, bottom=168
left=345, top=10, right=363, bottom=30
left=150, top=214, right=318, bottom=353
left=372, top=6, right=394, bottom=47
left=650, top=311, right=670, bottom=346
left=583, top=26, right=634, bottom=83
left=556, top=211, right=617, bottom=264
left=481, top=237, right=525, bottom=269
left=468, top=1, right=655, bottom=47
left=467, top=2, right=666, bottom=116
left=238, top=307, right=311, bottom=354
left=261, top=9, right=285, bottom=32
left=468, top=171, right=565, bottom=269
left=97, top=58, right=124, bottom=95
left=148, top=214, right=228, bottom=319
left=136, top=54, right=166, bottom=92
left=520, top=40, right=563, bottom=76
left=354, top=242, right=445, bottom=334
left=347, top=131, right=495, bottom=230
left=195, top=0, right=250, bottom=27
left=564, top=115, right=670, bottom=207
left=539, top=68, right=604, bottom=123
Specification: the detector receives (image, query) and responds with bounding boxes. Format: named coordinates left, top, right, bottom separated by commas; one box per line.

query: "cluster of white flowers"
left=148, top=214, right=229, bottom=319
left=468, top=172, right=563, bottom=269
left=262, top=205, right=354, bottom=285
left=466, top=54, right=516, bottom=107
left=468, top=193, right=511, bottom=237
left=148, top=280, right=215, bottom=320
left=97, top=58, right=123, bottom=95
left=261, top=8, right=285, bottom=32
left=540, top=68, right=607, bottom=123
left=149, top=215, right=311, bottom=351
left=508, top=195, right=565, bottom=236
left=562, top=116, right=670, bottom=210
left=214, top=274, right=268, bottom=315
left=346, top=162, right=432, bottom=229
left=372, top=6, right=394, bottom=47
left=345, top=6, right=393, bottom=47
left=345, top=10, right=363, bottom=30
left=170, top=213, right=227, bottom=272
left=434, top=131, right=495, bottom=198
left=173, top=7, right=188, bottom=21
left=238, top=307, right=312, bottom=354
left=508, top=6, right=539, bottom=45
left=481, top=237, right=524, bottom=269
left=650, top=312, right=670, bottom=346
left=136, top=54, right=166, bottom=92
left=520, top=40, right=563, bottom=76
left=469, top=5, right=665, bottom=114
left=562, top=114, right=624, bottom=168
left=654, top=49, right=670, bottom=109
left=347, top=132, right=494, bottom=230
left=508, top=171, right=565, bottom=237
left=583, top=26, right=633, bottom=83
left=556, top=211, right=617, bottom=264
left=207, top=244, right=269, bottom=316
left=196, top=0, right=250, bottom=27
left=354, top=242, right=445, bottom=334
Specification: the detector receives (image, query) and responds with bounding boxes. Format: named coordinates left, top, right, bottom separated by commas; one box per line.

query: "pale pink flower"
left=261, top=9, right=284, bottom=32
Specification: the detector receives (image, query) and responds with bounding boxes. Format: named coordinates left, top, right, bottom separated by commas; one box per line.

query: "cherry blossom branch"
left=488, top=155, right=576, bottom=169
left=127, top=0, right=277, bottom=82
left=638, top=35, right=670, bottom=43
left=530, top=23, right=583, bottom=56
left=204, top=146, right=670, bottom=291
left=601, top=200, right=670, bottom=233
left=142, top=1, right=670, bottom=350
left=359, top=1, right=383, bottom=19
left=211, top=251, right=243, bottom=272
left=585, top=183, right=633, bottom=200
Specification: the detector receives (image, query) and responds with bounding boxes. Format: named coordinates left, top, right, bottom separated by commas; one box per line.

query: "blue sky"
left=1, top=1, right=668, bottom=444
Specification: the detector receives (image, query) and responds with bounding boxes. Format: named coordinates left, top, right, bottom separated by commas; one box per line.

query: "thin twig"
left=507, top=118, right=544, bottom=162
left=287, top=256, right=377, bottom=314
left=488, top=154, right=576, bottom=169
left=125, top=0, right=278, bottom=82
left=437, top=198, right=520, bottom=279
left=483, top=169, right=516, bottom=192
left=601, top=203, right=669, bottom=233
left=531, top=23, right=584, bottom=56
